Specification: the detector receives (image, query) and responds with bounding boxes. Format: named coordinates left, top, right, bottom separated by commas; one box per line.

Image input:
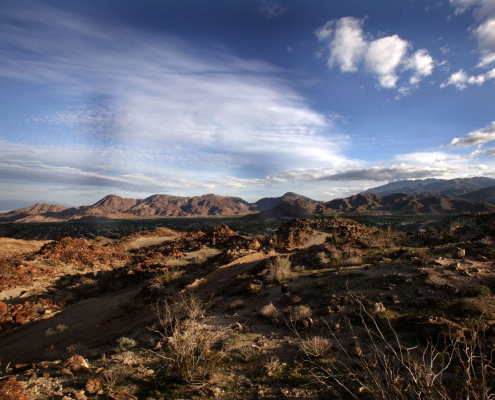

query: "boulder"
left=65, top=355, right=90, bottom=374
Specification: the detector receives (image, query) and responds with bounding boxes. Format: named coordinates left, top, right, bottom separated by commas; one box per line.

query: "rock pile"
left=34, top=237, right=129, bottom=269
left=0, top=298, right=64, bottom=332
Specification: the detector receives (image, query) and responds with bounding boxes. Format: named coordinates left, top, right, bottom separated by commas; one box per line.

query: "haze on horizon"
left=0, top=0, right=494, bottom=207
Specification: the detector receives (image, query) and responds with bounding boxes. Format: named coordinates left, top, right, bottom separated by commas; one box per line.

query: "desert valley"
left=2, top=178, right=495, bottom=398
left=2, top=1, right=495, bottom=398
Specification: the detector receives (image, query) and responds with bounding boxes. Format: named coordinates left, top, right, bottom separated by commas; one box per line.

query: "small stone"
left=85, top=378, right=102, bottom=394
left=453, top=248, right=466, bottom=259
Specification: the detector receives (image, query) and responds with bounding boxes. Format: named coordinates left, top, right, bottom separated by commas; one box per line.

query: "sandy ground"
left=0, top=238, right=51, bottom=258
left=125, top=236, right=177, bottom=250
left=0, top=284, right=151, bottom=364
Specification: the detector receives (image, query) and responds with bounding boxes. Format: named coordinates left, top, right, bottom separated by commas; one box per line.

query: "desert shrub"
left=113, top=351, right=137, bottom=365
left=342, top=256, right=363, bottom=266
left=292, top=305, right=312, bottom=322
left=363, top=226, right=396, bottom=248
left=229, top=299, right=245, bottom=310
left=260, top=303, right=282, bottom=319
left=118, top=298, right=137, bottom=312
left=316, top=252, right=330, bottom=267
left=236, top=345, right=261, bottom=363
left=293, top=293, right=495, bottom=400
left=151, top=267, right=184, bottom=286
left=101, top=364, right=132, bottom=392
left=299, top=336, right=333, bottom=358
left=46, top=323, right=68, bottom=337
left=66, top=342, right=87, bottom=355
left=466, top=284, right=492, bottom=298
left=267, top=256, right=292, bottom=283
left=247, top=282, right=263, bottom=295
left=115, top=336, right=137, bottom=351
left=193, top=250, right=208, bottom=264
left=263, top=356, right=282, bottom=375
left=152, top=293, right=228, bottom=383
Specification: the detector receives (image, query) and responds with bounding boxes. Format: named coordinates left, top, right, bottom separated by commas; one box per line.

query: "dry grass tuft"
left=267, top=256, right=292, bottom=283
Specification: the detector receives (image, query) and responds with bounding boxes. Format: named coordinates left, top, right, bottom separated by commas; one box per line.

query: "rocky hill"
left=243, top=199, right=319, bottom=220
left=0, top=193, right=264, bottom=222
left=253, top=192, right=320, bottom=212
left=363, top=177, right=495, bottom=197
left=0, top=203, right=68, bottom=222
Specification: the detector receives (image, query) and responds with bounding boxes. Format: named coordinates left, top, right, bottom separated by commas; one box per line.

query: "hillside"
left=3, top=214, right=495, bottom=398
left=363, top=177, right=495, bottom=197
left=460, top=185, right=495, bottom=203
left=321, top=193, right=495, bottom=215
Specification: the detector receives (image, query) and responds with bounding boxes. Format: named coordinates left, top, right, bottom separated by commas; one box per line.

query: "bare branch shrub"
left=151, top=292, right=229, bottom=383
left=293, top=294, right=495, bottom=400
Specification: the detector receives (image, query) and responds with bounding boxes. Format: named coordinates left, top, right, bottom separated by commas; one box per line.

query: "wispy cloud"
left=258, top=0, right=288, bottom=20
left=0, top=1, right=348, bottom=187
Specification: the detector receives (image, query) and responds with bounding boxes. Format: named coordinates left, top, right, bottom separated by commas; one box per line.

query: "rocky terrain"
left=2, top=213, right=495, bottom=398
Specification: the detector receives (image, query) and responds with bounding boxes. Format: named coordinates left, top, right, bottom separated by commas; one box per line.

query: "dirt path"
left=0, top=284, right=152, bottom=365
left=302, top=232, right=331, bottom=248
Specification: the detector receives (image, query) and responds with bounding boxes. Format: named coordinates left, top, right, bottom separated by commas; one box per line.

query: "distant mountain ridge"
left=0, top=200, right=73, bottom=212
left=363, top=177, right=495, bottom=197
left=460, top=185, right=495, bottom=203
left=3, top=186, right=495, bottom=223
left=245, top=192, right=495, bottom=219
left=0, top=192, right=316, bottom=222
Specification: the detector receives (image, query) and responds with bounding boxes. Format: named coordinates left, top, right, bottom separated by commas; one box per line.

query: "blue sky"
left=0, top=0, right=494, bottom=205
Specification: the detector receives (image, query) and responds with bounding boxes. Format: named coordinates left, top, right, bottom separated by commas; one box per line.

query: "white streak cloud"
left=447, top=121, right=495, bottom=147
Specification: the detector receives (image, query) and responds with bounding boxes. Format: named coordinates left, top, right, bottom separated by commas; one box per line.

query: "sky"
left=0, top=0, right=494, bottom=206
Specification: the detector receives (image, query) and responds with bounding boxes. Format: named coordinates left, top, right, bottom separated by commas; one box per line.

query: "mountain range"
left=0, top=192, right=315, bottom=222
left=362, top=177, right=495, bottom=197
left=3, top=190, right=495, bottom=223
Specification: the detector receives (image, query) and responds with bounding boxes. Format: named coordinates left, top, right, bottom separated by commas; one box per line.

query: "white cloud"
left=365, top=35, right=409, bottom=88
left=447, top=121, right=495, bottom=147
left=450, top=0, right=495, bottom=67
left=406, top=49, right=435, bottom=84
left=320, top=17, right=368, bottom=73
left=315, top=17, right=434, bottom=90
left=441, top=68, right=494, bottom=89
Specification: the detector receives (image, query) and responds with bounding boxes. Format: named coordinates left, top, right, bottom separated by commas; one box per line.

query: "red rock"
left=85, top=377, right=102, bottom=394
left=65, top=355, right=90, bottom=374
left=0, top=376, right=34, bottom=400
left=0, top=302, right=7, bottom=316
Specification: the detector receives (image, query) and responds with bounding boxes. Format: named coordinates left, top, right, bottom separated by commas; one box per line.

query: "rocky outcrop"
left=0, top=299, right=64, bottom=333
